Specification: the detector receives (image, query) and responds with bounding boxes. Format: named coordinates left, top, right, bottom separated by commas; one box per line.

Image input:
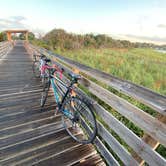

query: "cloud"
left=9, top=16, right=27, bottom=22
left=118, top=34, right=166, bottom=45
left=0, top=16, right=28, bottom=31
left=157, top=24, right=166, bottom=28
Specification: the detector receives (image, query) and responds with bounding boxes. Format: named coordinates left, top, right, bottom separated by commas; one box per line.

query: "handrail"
left=0, top=41, right=13, bottom=58
left=25, top=42, right=166, bottom=166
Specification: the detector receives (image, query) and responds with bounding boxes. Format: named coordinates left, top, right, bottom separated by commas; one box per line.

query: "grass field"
left=55, top=48, right=166, bottom=95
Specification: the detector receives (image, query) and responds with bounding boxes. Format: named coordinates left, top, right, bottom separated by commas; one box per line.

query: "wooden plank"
left=79, top=115, right=119, bottom=166
left=97, top=121, right=139, bottom=166
left=0, top=89, right=42, bottom=98
left=0, top=110, right=55, bottom=130
left=32, top=46, right=166, bottom=114
left=0, top=128, right=67, bottom=160
left=34, top=144, right=96, bottom=166
left=0, top=135, right=79, bottom=166
left=131, top=114, right=166, bottom=166
left=75, top=153, right=105, bottom=166
left=0, top=115, right=61, bottom=139
left=0, top=122, right=63, bottom=149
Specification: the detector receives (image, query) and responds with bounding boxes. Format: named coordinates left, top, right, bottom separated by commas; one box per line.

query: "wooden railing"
left=25, top=42, right=166, bottom=166
left=0, top=41, right=13, bottom=58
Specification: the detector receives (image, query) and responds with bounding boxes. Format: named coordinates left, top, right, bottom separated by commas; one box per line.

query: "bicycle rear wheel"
left=33, top=61, right=40, bottom=78
left=61, top=97, right=97, bottom=144
left=41, top=76, right=50, bottom=108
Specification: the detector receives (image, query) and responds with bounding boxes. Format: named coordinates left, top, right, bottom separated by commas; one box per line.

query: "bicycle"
left=40, top=58, right=97, bottom=144
left=32, top=54, right=51, bottom=78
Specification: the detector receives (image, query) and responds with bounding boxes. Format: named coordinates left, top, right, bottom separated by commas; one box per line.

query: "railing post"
left=132, top=114, right=166, bottom=165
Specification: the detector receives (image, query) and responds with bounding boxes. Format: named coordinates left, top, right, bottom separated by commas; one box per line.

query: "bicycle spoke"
left=61, top=97, right=97, bottom=144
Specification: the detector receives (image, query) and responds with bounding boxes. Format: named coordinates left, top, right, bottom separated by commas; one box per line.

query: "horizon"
left=0, top=0, right=166, bottom=44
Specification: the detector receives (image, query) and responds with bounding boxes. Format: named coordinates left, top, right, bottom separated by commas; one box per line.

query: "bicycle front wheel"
left=61, top=97, right=97, bottom=144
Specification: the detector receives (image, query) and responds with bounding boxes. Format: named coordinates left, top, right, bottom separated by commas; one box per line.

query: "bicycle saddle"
left=68, top=73, right=81, bottom=80
left=42, top=58, right=51, bottom=63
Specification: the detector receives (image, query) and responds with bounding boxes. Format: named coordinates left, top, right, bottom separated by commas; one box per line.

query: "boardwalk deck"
left=0, top=42, right=105, bottom=166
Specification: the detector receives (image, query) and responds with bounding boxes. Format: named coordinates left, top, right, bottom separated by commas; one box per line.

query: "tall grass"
left=55, top=48, right=166, bottom=95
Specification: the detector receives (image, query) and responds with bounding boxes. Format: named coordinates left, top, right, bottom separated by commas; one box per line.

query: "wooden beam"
left=7, top=32, right=12, bottom=41
left=5, top=30, right=29, bottom=41
left=132, top=114, right=166, bottom=166
left=25, top=32, right=29, bottom=41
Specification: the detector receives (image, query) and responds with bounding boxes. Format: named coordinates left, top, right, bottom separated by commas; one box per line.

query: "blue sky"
left=0, top=0, right=166, bottom=44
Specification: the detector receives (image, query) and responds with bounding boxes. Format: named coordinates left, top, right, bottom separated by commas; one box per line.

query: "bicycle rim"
left=61, top=97, right=97, bottom=144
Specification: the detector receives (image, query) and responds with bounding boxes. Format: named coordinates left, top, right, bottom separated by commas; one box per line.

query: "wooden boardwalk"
left=0, top=42, right=105, bottom=166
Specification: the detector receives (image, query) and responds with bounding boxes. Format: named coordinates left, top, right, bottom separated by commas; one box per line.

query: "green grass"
left=55, top=48, right=166, bottom=95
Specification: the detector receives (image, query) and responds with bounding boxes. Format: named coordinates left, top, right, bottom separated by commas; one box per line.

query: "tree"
left=28, top=32, right=35, bottom=40
left=0, top=32, right=7, bottom=42
left=19, top=33, right=25, bottom=40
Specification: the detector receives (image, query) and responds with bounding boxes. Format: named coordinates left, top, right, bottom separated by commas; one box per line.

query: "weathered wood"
left=34, top=144, right=96, bottom=166
left=97, top=121, right=139, bottom=166
left=0, top=128, right=68, bottom=160
left=80, top=115, right=119, bottom=166
left=0, top=110, right=55, bottom=130
left=75, top=153, right=104, bottom=166
left=93, top=103, right=166, bottom=166
left=0, top=135, right=80, bottom=166
left=0, top=122, right=63, bottom=149
left=0, top=115, right=61, bottom=139
left=132, top=114, right=166, bottom=165
left=0, top=41, right=13, bottom=58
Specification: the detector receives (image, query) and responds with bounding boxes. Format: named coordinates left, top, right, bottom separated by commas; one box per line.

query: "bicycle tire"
left=41, top=76, right=50, bottom=108
left=61, top=97, right=97, bottom=144
left=33, top=60, right=40, bottom=78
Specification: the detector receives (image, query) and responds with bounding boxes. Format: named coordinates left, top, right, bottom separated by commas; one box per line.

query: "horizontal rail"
left=0, top=41, right=13, bottom=58
left=87, top=80, right=166, bottom=146
left=97, top=121, right=139, bottom=166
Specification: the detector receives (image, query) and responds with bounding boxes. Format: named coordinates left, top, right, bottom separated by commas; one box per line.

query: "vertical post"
left=7, top=32, right=12, bottom=41
left=25, top=31, right=29, bottom=41
left=132, top=114, right=166, bottom=165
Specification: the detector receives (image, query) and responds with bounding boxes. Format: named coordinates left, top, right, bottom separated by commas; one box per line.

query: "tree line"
left=1, top=29, right=166, bottom=50
left=39, top=29, right=166, bottom=51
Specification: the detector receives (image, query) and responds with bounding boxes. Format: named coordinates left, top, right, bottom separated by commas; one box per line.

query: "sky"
left=0, top=0, right=166, bottom=44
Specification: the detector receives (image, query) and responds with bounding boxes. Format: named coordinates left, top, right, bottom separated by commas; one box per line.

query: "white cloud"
left=0, top=16, right=30, bottom=31
left=157, top=24, right=166, bottom=29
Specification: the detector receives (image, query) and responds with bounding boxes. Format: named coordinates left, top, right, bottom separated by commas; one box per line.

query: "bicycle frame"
left=49, top=73, right=75, bottom=118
